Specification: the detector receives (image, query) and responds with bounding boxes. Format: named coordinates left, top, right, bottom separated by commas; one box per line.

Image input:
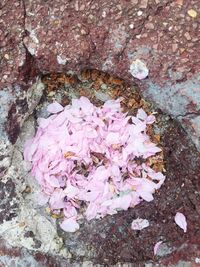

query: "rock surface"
left=1, top=0, right=200, bottom=150
left=0, top=73, right=200, bottom=266
left=0, top=0, right=200, bottom=266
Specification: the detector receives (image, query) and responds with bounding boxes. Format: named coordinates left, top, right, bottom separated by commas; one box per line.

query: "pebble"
left=137, top=10, right=143, bottom=16
left=130, top=59, right=149, bottom=80
left=4, top=54, right=9, bottom=60
left=145, top=22, right=154, bottom=30
left=187, top=9, right=197, bottom=18
left=184, top=32, right=191, bottom=41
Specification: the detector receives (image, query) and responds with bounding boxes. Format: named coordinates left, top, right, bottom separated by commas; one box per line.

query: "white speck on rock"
left=27, top=46, right=36, bottom=56
left=195, top=258, right=200, bottom=264
left=29, top=30, right=39, bottom=44
left=137, top=10, right=143, bottom=16
left=130, top=59, right=149, bottom=80
left=57, top=55, right=68, bottom=65
left=129, top=24, right=134, bottom=29
left=102, top=11, right=107, bottom=18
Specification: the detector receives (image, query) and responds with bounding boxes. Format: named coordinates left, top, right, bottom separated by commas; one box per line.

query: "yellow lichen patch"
left=187, top=9, right=197, bottom=18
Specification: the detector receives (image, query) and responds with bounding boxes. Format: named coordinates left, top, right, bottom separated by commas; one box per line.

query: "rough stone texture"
left=1, top=0, right=199, bottom=150
left=0, top=74, right=200, bottom=266
left=0, top=0, right=200, bottom=266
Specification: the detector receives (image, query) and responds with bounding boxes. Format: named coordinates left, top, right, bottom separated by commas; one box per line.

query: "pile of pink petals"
left=24, top=97, right=165, bottom=232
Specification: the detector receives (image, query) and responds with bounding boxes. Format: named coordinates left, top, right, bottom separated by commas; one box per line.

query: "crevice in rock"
left=176, top=111, right=200, bottom=119
left=19, top=0, right=39, bottom=86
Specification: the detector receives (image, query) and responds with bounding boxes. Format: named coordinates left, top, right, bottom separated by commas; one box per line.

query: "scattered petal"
left=131, top=218, right=150, bottom=230
left=154, top=241, right=163, bottom=255
left=24, top=97, right=165, bottom=232
left=174, top=212, right=187, bottom=233
left=47, top=102, right=64, bottom=113
left=60, top=218, right=79, bottom=232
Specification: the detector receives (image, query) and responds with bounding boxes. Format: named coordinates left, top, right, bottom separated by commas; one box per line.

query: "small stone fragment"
left=4, top=54, right=10, bottom=60
left=145, top=22, right=154, bottom=30
left=187, top=9, right=197, bottom=18
left=130, top=59, right=149, bottom=80
left=137, top=10, right=143, bottom=16
left=184, top=32, right=191, bottom=41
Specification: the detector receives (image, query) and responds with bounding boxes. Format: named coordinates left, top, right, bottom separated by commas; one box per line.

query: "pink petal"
left=175, top=212, right=187, bottom=233
left=137, top=108, right=147, bottom=120
left=60, top=218, right=79, bottom=232
left=154, top=241, right=163, bottom=255
left=47, top=102, right=63, bottom=113
left=120, top=194, right=133, bottom=210
left=85, top=203, right=98, bottom=220
left=131, top=218, right=149, bottom=230
left=36, top=192, right=49, bottom=206
left=37, top=118, right=50, bottom=128
left=45, top=174, right=60, bottom=188
left=64, top=182, right=79, bottom=198
left=146, top=115, right=155, bottom=124
left=106, top=132, right=120, bottom=145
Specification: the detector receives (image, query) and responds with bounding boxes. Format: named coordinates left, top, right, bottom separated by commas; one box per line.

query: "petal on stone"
left=60, top=218, right=79, bottom=232
left=131, top=218, right=150, bottom=230
left=47, top=102, right=64, bottom=113
left=154, top=241, right=163, bottom=255
left=175, top=212, right=187, bottom=233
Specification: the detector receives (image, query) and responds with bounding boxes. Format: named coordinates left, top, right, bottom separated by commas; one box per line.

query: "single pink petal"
left=103, top=99, right=122, bottom=111
left=79, top=96, right=94, bottom=114
left=47, top=102, right=63, bottom=113
left=154, top=241, right=163, bottom=255
left=44, top=174, right=60, bottom=188
left=63, top=205, right=77, bottom=218
left=119, top=194, right=132, bottom=210
left=137, top=108, right=147, bottom=121
left=64, top=182, right=79, bottom=198
left=106, top=132, right=120, bottom=145
left=37, top=118, right=50, bottom=128
left=36, top=192, right=50, bottom=206
left=146, top=115, right=155, bottom=124
left=85, top=203, right=98, bottom=220
left=60, top=218, right=79, bottom=232
left=49, top=189, right=65, bottom=209
left=24, top=139, right=36, bottom=161
left=174, top=212, right=187, bottom=233
left=138, top=190, right=154, bottom=202
left=131, top=218, right=149, bottom=230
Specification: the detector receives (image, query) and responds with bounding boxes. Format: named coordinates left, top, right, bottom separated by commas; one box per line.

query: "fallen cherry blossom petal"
left=154, top=241, right=163, bottom=255
left=60, top=218, right=80, bottom=232
left=175, top=212, right=187, bottom=233
left=131, top=218, right=150, bottom=230
left=47, top=102, right=64, bottom=113
left=24, top=97, right=165, bottom=232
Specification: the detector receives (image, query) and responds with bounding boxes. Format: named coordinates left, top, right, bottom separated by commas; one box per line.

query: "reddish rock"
left=0, top=1, right=200, bottom=265
left=0, top=0, right=26, bottom=88
left=1, top=0, right=199, bottom=150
